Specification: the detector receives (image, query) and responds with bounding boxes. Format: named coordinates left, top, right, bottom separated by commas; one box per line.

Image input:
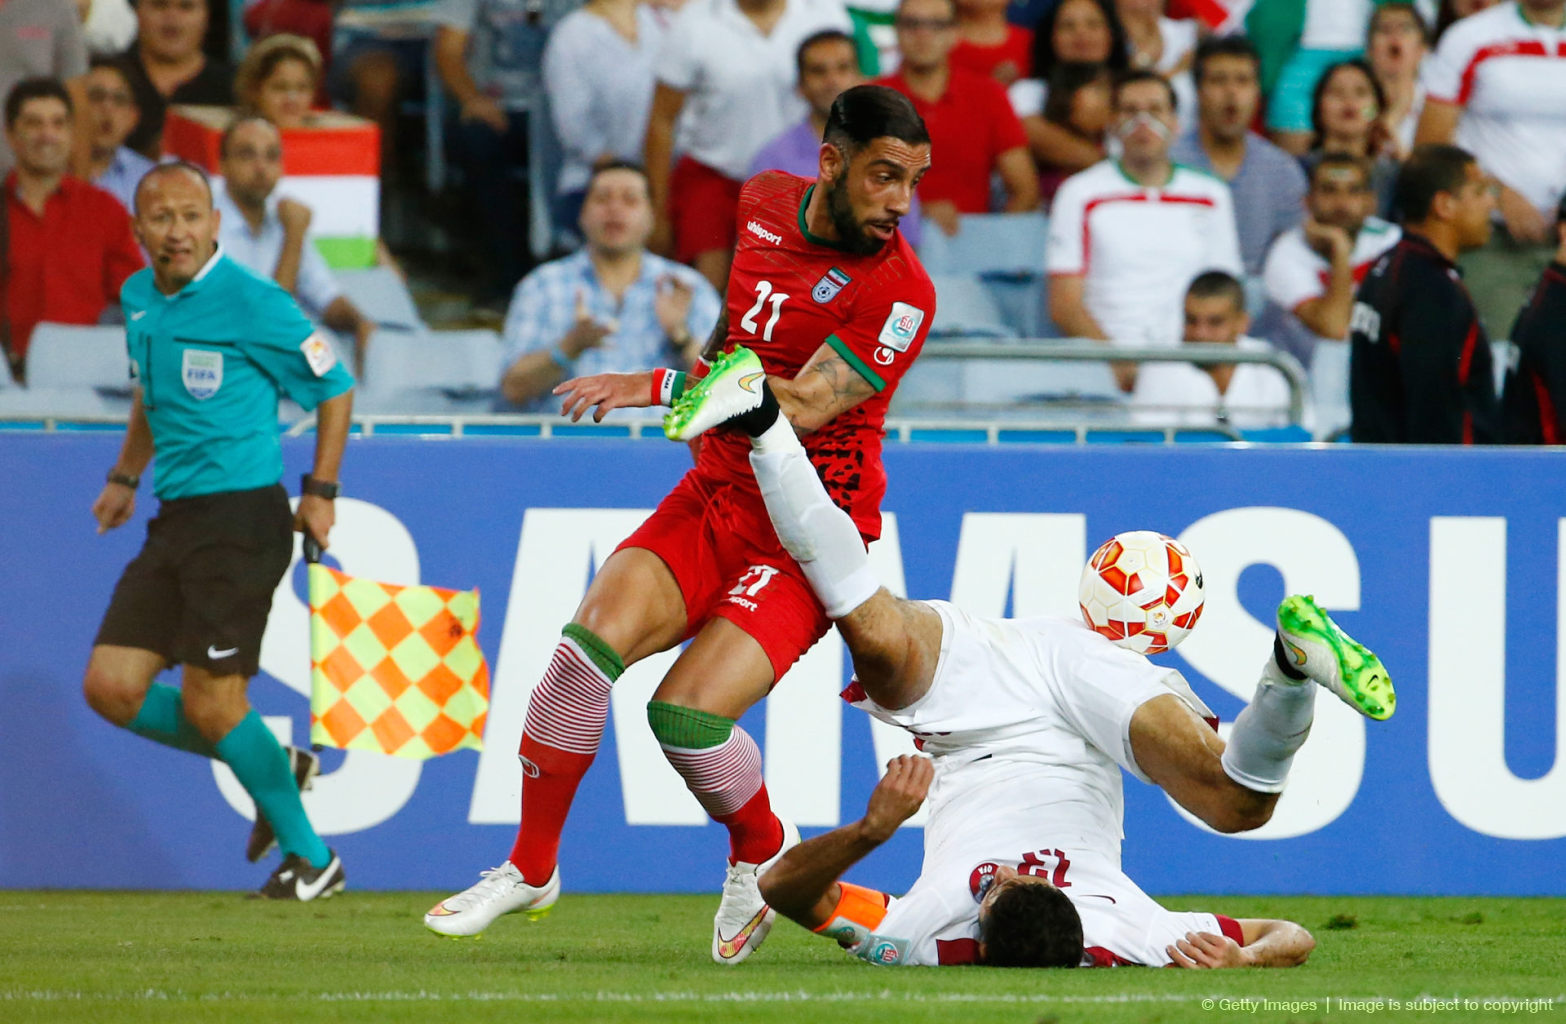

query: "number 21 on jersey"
left=741, top=280, right=789, bottom=343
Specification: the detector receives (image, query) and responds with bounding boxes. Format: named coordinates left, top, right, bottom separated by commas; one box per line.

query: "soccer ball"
left=1078, top=531, right=1205, bottom=655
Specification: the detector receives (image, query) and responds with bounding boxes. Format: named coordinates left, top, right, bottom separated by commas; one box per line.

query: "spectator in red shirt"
left=1, top=79, right=143, bottom=381
left=877, top=0, right=1039, bottom=235
left=951, top=0, right=1033, bottom=85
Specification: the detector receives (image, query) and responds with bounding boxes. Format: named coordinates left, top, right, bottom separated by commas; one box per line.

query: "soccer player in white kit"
left=667, top=349, right=1396, bottom=968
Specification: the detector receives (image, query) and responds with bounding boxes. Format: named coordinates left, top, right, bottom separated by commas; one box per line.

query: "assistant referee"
left=84, top=162, right=355, bottom=901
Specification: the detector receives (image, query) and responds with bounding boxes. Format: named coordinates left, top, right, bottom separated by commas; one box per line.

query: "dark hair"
left=1308, top=58, right=1385, bottom=153
left=1192, top=34, right=1260, bottom=86
left=1393, top=142, right=1475, bottom=223
left=133, top=159, right=214, bottom=214
left=585, top=158, right=650, bottom=194
left=823, top=84, right=929, bottom=154
left=88, top=55, right=138, bottom=92
left=1032, top=0, right=1128, bottom=82
left=1113, top=68, right=1177, bottom=112
left=1308, top=150, right=1374, bottom=190
left=1043, top=61, right=1111, bottom=127
left=980, top=883, right=1083, bottom=968
left=1369, top=2, right=1431, bottom=46
left=1434, top=0, right=1475, bottom=43
left=1186, top=269, right=1247, bottom=311
left=796, top=28, right=857, bottom=80
left=219, top=113, right=278, bottom=157
left=5, top=77, right=72, bottom=129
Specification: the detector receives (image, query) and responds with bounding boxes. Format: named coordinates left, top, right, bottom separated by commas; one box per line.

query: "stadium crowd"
left=2, top=0, right=1565, bottom=441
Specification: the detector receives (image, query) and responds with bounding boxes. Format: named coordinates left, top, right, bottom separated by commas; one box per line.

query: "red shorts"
left=617, top=470, right=832, bottom=683
left=668, top=156, right=742, bottom=264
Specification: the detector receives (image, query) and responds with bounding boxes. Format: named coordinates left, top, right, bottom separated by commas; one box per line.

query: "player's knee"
left=179, top=691, right=236, bottom=742
left=82, top=666, right=144, bottom=726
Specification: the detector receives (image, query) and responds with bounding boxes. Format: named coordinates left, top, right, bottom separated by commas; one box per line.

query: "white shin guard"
left=749, top=422, right=879, bottom=619
left=1220, top=659, right=1318, bottom=794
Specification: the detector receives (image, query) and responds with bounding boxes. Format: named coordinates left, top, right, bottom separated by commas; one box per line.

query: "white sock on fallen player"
left=749, top=425, right=879, bottom=619
left=1220, top=657, right=1317, bottom=794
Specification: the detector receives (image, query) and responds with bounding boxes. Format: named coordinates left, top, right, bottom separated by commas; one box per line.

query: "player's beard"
left=826, top=177, right=886, bottom=257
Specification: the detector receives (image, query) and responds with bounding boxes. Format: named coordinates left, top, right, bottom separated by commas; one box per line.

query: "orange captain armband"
left=812, top=882, right=892, bottom=949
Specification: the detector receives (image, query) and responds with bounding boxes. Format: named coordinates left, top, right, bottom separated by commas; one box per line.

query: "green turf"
left=2, top=893, right=1562, bottom=1024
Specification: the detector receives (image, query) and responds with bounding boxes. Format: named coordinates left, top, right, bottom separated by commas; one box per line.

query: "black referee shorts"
left=94, top=484, right=295, bottom=678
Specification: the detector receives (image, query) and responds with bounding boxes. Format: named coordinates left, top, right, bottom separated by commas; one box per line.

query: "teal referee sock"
left=127, top=684, right=218, bottom=758
left=215, top=712, right=331, bottom=869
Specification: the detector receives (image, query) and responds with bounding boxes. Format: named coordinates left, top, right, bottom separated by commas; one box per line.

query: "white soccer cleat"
left=711, top=818, right=801, bottom=965
left=423, top=862, right=560, bottom=937
left=664, top=346, right=766, bottom=441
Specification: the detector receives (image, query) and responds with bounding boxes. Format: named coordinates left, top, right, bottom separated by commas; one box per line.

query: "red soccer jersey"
left=696, top=170, right=936, bottom=541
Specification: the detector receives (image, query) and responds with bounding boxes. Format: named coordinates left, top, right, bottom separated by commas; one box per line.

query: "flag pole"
left=304, top=531, right=324, bottom=754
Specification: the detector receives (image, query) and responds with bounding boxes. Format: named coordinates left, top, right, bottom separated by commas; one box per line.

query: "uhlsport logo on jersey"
left=877, top=302, right=924, bottom=352
left=746, top=220, right=782, bottom=245
left=812, top=267, right=851, bottom=303
left=181, top=349, right=223, bottom=400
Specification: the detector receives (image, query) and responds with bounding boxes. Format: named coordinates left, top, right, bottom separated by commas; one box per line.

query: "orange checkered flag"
left=306, top=541, right=489, bottom=759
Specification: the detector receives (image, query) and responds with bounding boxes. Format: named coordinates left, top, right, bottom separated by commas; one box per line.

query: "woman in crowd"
left=1366, top=2, right=1429, bottom=158
left=236, top=32, right=321, bottom=128
left=1011, top=0, right=1127, bottom=180
left=1036, top=61, right=1113, bottom=205
left=1303, top=58, right=1400, bottom=217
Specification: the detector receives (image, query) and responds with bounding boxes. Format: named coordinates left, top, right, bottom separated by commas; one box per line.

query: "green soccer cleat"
left=664, top=346, right=766, bottom=441
left=1276, top=595, right=1396, bottom=721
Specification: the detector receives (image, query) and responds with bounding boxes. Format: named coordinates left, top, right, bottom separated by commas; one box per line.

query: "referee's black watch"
left=301, top=474, right=340, bottom=500
left=106, top=470, right=139, bottom=489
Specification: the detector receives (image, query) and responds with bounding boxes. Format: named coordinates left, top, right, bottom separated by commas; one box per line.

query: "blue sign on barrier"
left=1, top=435, right=1562, bottom=896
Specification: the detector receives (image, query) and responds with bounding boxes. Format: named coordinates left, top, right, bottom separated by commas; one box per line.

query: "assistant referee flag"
left=308, top=564, right=490, bottom=759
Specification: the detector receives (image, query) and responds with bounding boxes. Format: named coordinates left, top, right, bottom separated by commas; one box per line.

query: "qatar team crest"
left=812, top=266, right=851, bottom=304
left=181, top=348, right=223, bottom=400
left=969, top=861, right=1001, bottom=903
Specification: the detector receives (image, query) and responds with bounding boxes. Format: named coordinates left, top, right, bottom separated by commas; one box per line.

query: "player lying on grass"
left=665, top=348, right=1396, bottom=966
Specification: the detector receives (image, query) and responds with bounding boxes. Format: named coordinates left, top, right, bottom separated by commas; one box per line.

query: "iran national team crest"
left=181, top=348, right=223, bottom=400
left=812, top=266, right=851, bottom=304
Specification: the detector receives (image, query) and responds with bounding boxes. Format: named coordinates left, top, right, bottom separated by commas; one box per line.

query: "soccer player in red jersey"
left=424, top=85, right=938, bottom=965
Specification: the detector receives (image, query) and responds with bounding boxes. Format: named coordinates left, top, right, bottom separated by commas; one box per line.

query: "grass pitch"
left=2, top=893, right=1562, bottom=1024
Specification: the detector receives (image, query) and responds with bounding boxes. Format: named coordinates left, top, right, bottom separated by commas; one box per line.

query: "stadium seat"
left=24, top=324, right=131, bottom=394
left=917, top=212, right=1048, bottom=279
left=926, top=274, right=1016, bottom=338
left=335, top=267, right=426, bottom=332
left=356, top=329, right=505, bottom=414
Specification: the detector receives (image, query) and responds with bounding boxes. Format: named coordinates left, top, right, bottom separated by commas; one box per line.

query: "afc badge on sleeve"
left=300, top=332, right=338, bottom=377
left=877, top=302, right=925, bottom=352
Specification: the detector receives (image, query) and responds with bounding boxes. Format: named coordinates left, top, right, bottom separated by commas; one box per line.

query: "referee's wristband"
left=548, top=342, right=575, bottom=373
left=106, top=470, right=139, bottom=490
left=301, top=474, right=340, bottom=499
left=650, top=368, right=689, bottom=407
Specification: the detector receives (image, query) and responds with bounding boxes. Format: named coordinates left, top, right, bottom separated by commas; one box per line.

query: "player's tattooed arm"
left=772, top=344, right=877, bottom=434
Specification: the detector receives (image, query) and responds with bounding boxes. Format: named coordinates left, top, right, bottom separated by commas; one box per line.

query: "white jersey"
left=1128, top=336, right=1299, bottom=431
left=1421, top=1, right=1566, bottom=216
left=1046, top=160, right=1243, bottom=348
left=831, top=602, right=1232, bottom=967
left=1263, top=218, right=1401, bottom=346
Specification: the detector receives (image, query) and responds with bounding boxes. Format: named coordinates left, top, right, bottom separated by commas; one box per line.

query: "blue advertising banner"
left=1, top=434, right=1562, bottom=896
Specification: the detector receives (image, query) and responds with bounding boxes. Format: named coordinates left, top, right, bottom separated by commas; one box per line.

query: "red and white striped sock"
left=661, top=726, right=783, bottom=865
left=509, top=626, right=622, bottom=886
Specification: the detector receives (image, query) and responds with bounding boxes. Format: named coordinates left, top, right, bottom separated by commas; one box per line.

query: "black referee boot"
left=245, top=747, right=320, bottom=862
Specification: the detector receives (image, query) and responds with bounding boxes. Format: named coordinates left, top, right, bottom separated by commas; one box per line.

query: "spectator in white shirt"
left=1262, top=152, right=1402, bottom=365
left=543, top=0, right=666, bottom=241
left=1368, top=1, right=1430, bottom=158
left=1045, top=70, right=1242, bottom=391
left=1130, top=270, right=1297, bottom=430
left=216, top=116, right=375, bottom=366
left=1416, top=0, right=1566, bottom=337
left=644, top=0, right=851, bottom=291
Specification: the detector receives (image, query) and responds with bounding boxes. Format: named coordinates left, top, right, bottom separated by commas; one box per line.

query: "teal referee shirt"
left=122, top=246, right=355, bottom=501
